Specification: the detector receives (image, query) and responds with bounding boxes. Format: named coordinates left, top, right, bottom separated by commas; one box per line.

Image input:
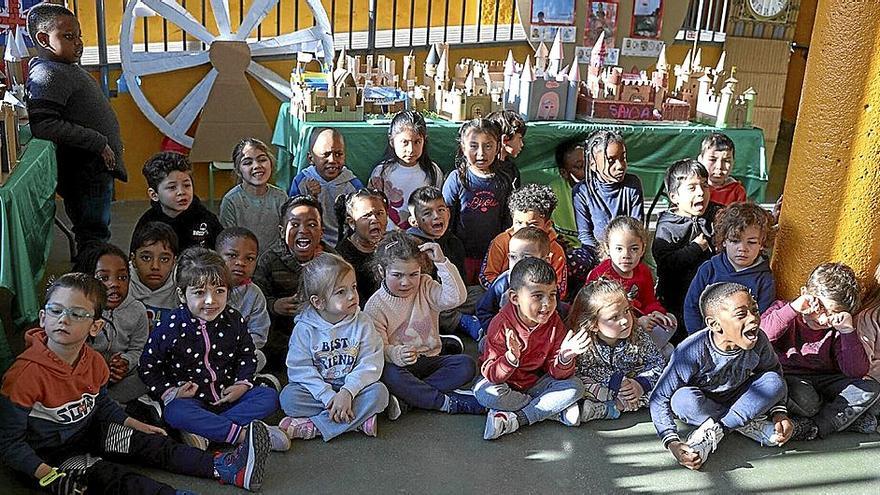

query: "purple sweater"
left=761, top=300, right=869, bottom=378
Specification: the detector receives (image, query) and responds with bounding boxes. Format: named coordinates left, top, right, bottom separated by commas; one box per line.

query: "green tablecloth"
left=271, top=102, right=768, bottom=202
left=0, top=130, right=57, bottom=372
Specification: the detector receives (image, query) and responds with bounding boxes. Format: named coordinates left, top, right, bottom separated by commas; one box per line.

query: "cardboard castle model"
left=674, top=49, right=757, bottom=128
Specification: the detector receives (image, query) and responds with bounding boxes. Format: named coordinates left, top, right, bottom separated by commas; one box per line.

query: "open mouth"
left=294, top=237, right=312, bottom=251
left=107, top=292, right=122, bottom=304
left=430, top=221, right=446, bottom=232
left=743, top=326, right=759, bottom=341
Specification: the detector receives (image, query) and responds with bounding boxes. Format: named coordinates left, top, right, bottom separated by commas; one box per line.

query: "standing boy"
left=697, top=133, right=747, bottom=206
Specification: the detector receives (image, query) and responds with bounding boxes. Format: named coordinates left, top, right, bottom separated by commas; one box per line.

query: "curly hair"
left=805, top=262, right=861, bottom=314
left=216, top=227, right=259, bottom=252
left=712, top=202, right=774, bottom=251
left=508, top=183, right=558, bottom=218
left=142, top=151, right=193, bottom=191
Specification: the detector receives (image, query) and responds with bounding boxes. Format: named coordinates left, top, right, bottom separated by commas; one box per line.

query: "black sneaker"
left=214, top=420, right=270, bottom=491
left=845, top=413, right=879, bottom=434
left=51, top=454, right=101, bottom=495
left=440, top=334, right=464, bottom=355
left=789, top=416, right=819, bottom=441
left=446, top=392, right=487, bottom=415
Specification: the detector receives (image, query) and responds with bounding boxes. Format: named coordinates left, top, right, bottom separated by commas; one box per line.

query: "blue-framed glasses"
left=44, top=303, right=95, bottom=322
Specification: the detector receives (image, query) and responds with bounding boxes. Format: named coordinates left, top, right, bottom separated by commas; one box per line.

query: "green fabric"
left=0, top=129, right=57, bottom=373
left=272, top=102, right=768, bottom=202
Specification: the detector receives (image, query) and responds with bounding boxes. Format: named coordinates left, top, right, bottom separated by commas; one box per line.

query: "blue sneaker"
left=214, top=420, right=270, bottom=491
left=446, top=392, right=487, bottom=415
left=458, top=314, right=483, bottom=341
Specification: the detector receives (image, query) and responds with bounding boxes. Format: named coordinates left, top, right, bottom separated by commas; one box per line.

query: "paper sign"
left=576, top=46, right=619, bottom=65
left=620, top=38, right=665, bottom=57
left=530, top=25, right=576, bottom=43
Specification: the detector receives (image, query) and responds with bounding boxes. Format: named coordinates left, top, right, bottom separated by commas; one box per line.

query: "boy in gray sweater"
left=26, top=4, right=125, bottom=256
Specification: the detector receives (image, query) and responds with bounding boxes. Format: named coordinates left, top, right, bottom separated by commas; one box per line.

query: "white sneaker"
left=736, top=417, right=780, bottom=446
left=686, top=418, right=725, bottom=465
left=556, top=402, right=581, bottom=426
left=266, top=425, right=292, bottom=451
left=483, top=410, right=519, bottom=440
left=581, top=400, right=608, bottom=423
left=179, top=430, right=210, bottom=451
left=386, top=395, right=408, bottom=421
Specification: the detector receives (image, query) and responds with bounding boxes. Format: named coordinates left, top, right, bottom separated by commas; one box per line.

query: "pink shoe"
left=358, top=415, right=378, bottom=437
left=279, top=416, right=318, bottom=440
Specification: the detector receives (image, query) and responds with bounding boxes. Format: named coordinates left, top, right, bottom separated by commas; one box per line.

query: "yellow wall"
left=781, top=0, right=817, bottom=123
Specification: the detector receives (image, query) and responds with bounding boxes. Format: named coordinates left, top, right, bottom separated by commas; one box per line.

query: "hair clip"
left=384, top=240, right=399, bottom=250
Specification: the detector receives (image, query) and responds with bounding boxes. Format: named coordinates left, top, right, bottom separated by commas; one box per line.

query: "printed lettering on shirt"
left=192, top=222, right=209, bottom=245
left=467, top=191, right=499, bottom=213
left=313, top=338, right=360, bottom=380
left=30, top=393, right=97, bottom=424
left=144, top=305, right=168, bottom=333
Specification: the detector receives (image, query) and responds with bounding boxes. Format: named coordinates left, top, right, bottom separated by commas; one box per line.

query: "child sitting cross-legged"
left=139, top=248, right=288, bottom=452
left=128, top=221, right=180, bottom=327
left=0, top=273, right=271, bottom=493
left=569, top=279, right=665, bottom=423
left=650, top=282, right=792, bottom=471
left=279, top=253, right=389, bottom=441
left=364, top=231, right=484, bottom=417
left=475, top=257, right=589, bottom=440
left=763, top=262, right=880, bottom=440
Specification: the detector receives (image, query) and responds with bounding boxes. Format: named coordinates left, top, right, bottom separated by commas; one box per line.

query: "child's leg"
left=784, top=375, right=822, bottom=417
left=474, top=375, right=584, bottom=424
left=347, top=382, right=389, bottom=429
left=280, top=382, right=386, bottom=441
left=61, top=173, right=114, bottom=256
left=565, top=246, right=596, bottom=301
left=381, top=355, right=475, bottom=410
left=107, top=373, right=149, bottom=404
left=670, top=387, right=729, bottom=427
left=671, top=373, right=786, bottom=430
left=218, top=386, right=280, bottom=431
left=163, top=397, right=248, bottom=444
left=807, top=374, right=880, bottom=438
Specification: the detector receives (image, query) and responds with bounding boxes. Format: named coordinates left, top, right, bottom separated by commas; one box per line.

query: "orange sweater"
left=479, top=227, right=568, bottom=299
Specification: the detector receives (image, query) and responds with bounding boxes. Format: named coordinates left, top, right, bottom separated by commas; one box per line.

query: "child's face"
left=40, top=287, right=103, bottom=351
left=391, top=128, right=425, bottom=167
left=410, top=199, right=450, bottom=239
left=238, top=145, right=272, bottom=189
left=510, top=279, right=558, bottom=327
left=591, top=141, right=627, bottom=183
left=670, top=174, right=710, bottom=218
left=132, top=241, right=176, bottom=291
left=282, top=205, right=323, bottom=262
left=508, top=238, right=548, bottom=270
left=607, top=229, right=644, bottom=277
left=707, top=291, right=760, bottom=350
left=348, top=197, right=388, bottom=246
left=462, top=130, right=498, bottom=173
left=724, top=225, right=764, bottom=269
left=219, top=237, right=258, bottom=287
left=149, top=171, right=193, bottom=217
left=383, top=259, right=422, bottom=298
left=95, top=254, right=130, bottom=311
left=502, top=132, right=524, bottom=158
left=593, top=294, right=634, bottom=344
left=38, top=15, right=83, bottom=64
left=512, top=210, right=552, bottom=234
left=313, top=270, right=359, bottom=324
left=310, top=130, right=346, bottom=181
left=562, top=147, right=586, bottom=183
left=699, top=148, right=734, bottom=187
left=181, top=283, right=228, bottom=321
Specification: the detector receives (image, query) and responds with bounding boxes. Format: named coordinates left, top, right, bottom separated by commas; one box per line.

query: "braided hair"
left=584, top=130, right=627, bottom=184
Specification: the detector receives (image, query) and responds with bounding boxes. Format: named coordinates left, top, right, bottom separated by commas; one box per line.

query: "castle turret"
left=548, top=29, right=564, bottom=77
left=565, top=58, right=580, bottom=120
left=425, top=43, right=439, bottom=83
left=518, top=56, right=536, bottom=118
left=535, top=41, right=549, bottom=74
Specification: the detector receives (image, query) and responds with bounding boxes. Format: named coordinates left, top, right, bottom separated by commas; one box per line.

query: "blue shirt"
left=442, top=168, right=511, bottom=255
left=573, top=173, right=644, bottom=250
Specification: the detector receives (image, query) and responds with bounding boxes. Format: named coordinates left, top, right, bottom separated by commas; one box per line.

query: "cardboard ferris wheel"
left=120, top=0, right=334, bottom=161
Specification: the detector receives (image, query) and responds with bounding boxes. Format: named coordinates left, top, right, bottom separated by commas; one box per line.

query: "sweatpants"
left=40, top=421, right=215, bottom=495
left=381, top=355, right=477, bottom=410
left=670, top=371, right=786, bottom=431
left=279, top=382, right=389, bottom=441
left=163, top=386, right=279, bottom=443
left=785, top=374, right=880, bottom=438
left=474, top=374, right=585, bottom=424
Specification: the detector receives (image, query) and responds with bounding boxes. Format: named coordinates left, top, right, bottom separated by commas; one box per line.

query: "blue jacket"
left=683, top=253, right=776, bottom=334
left=476, top=271, right=510, bottom=331
left=573, top=173, right=644, bottom=250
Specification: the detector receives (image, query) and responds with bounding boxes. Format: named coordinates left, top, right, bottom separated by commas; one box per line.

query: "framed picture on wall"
left=631, top=0, right=663, bottom=39
left=530, top=0, right=577, bottom=26
left=584, top=1, right=619, bottom=48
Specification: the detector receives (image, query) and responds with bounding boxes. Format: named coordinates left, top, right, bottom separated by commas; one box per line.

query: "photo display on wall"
left=584, top=0, right=619, bottom=48
left=530, top=0, right=577, bottom=42
left=631, top=0, right=663, bottom=38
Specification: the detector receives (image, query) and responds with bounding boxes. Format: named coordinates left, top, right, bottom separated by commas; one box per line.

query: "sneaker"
left=266, top=425, right=292, bottom=452
left=445, top=392, right=488, bottom=415
left=556, top=402, right=581, bottom=427
left=685, top=418, right=724, bottom=465
left=279, top=416, right=318, bottom=440
left=845, top=413, right=878, bottom=434
left=581, top=401, right=609, bottom=423
left=789, top=415, right=819, bottom=441
left=358, top=415, right=378, bottom=437
left=736, top=417, right=781, bottom=446
left=214, top=420, right=270, bottom=491
left=483, top=410, right=519, bottom=440
left=458, top=314, right=483, bottom=341
left=180, top=430, right=210, bottom=451
left=253, top=373, right=282, bottom=392
left=50, top=454, right=101, bottom=495
left=386, top=395, right=409, bottom=420
left=440, top=334, right=464, bottom=355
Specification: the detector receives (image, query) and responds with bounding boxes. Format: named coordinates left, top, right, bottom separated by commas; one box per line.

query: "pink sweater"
left=364, top=259, right=466, bottom=361
left=855, top=302, right=880, bottom=382
left=761, top=300, right=869, bottom=378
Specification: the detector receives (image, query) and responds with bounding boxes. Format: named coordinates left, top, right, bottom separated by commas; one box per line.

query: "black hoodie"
left=134, top=196, right=223, bottom=251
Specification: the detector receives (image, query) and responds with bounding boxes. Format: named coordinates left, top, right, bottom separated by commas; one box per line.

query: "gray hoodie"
left=228, top=282, right=271, bottom=349
left=128, top=261, right=179, bottom=328
left=286, top=306, right=384, bottom=405
left=292, top=165, right=364, bottom=245
left=93, top=293, right=150, bottom=370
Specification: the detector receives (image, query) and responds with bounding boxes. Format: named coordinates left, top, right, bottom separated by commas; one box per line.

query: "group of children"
left=3, top=4, right=880, bottom=493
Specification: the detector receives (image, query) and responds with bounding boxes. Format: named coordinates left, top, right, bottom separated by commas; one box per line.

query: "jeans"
left=59, top=171, right=114, bottom=257
left=381, top=355, right=476, bottom=410
left=473, top=374, right=584, bottom=424
left=785, top=374, right=880, bottom=438
left=670, top=372, right=786, bottom=430
left=279, top=382, right=389, bottom=441
left=163, top=386, right=279, bottom=443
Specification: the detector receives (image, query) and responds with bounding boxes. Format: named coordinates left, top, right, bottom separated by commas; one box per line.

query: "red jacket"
left=479, top=227, right=568, bottom=299
left=480, top=303, right=575, bottom=390
left=709, top=180, right=747, bottom=206
left=587, top=259, right=666, bottom=316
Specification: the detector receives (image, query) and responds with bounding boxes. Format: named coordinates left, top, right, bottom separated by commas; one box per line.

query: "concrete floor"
left=3, top=200, right=880, bottom=494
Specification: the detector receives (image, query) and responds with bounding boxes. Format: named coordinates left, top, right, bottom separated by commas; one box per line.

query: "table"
left=271, top=102, right=768, bottom=202
left=0, top=129, right=56, bottom=372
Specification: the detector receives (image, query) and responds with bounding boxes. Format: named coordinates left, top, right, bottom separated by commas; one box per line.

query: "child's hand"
left=558, top=328, right=591, bottom=363
left=212, top=383, right=249, bottom=406
left=772, top=413, right=794, bottom=445
left=176, top=381, right=198, bottom=399
left=274, top=296, right=298, bottom=316
left=790, top=294, right=818, bottom=315
left=327, top=389, right=354, bottom=423
left=829, top=312, right=854, bottom=333
left=304, top=178, right=322, bottom=197
left=101, top=144, right=116, bottom=170
left=400, top=345, right=418, bottom=366
left=124, top=417, right=167, bottom=436
left=419, top=242, right=446, bottom=263
left=109, top=353, right=129, bottom=382
left=504, top=328, right=523, bottom=365
left=619, top=377, right=645, bottom=403
left=771, top=195, right=783, bottom=224
left=639, top=312, right=674, bottom=331
left=693, top=233, right=710, bottom=251
left=669, top=441, right=702, bottom=470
